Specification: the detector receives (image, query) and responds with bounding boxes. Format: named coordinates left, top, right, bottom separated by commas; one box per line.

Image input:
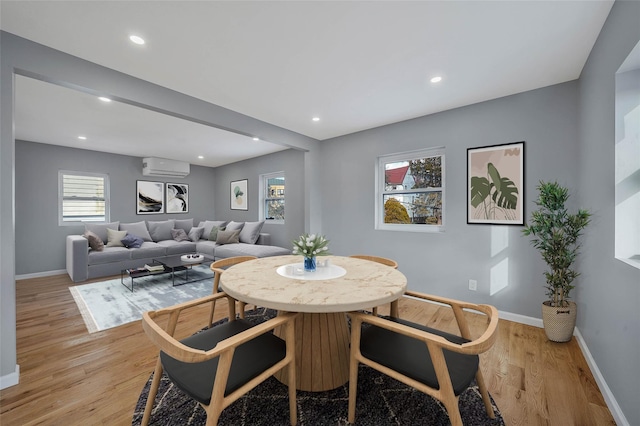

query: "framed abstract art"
left=137, top=180, right=164, bottom=214
left=230, top=179, right=248, bottom=210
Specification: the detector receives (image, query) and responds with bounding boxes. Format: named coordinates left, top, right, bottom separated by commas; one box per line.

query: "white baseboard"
left=497, top=309, right=543, bottom=328
left=499, top=309, right=628, bottom=425
left=574, top=328, right=629, bottom=426
left=0, top=365, right=20, bottom=389
left=16, top=269, right=66, bottom=281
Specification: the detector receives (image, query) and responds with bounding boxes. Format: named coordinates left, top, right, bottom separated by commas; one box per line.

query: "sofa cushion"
left=83, top=230, right=104, bottom=252
left=120, top=221, right=152, bottom=242
left=121, top=233, right=144, bottom=248
left=188, top=227, right=204, bottom=242
left=174, top=218, right=194, bottom=233
left=157, top=240, right=198, bottom=255
left=239, top=221, right=265, bottom=244
left=199, top=221, right=228, bottom=240
left=148, top=220, right=175, bottom=242
left=128, top=242, right=167, bottom=260
left=195, top=240, right=218, bottom=257
left=106, top=229, right=128, bottom=247
left=215, top=229, right=241, bottom=245
left=171, top=228, right=190, bottom=242
left=88, top=247, right=130, bottom=265
left=214, top=243, right=291, bottom=259
left=225, top=221, right=245, bottom=232
left=85, top=221, right=119, bottom=243
left=209, top=226, right=225, bottom=241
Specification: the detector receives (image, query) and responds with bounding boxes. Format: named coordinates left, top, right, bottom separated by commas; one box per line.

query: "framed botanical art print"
left=230, top=179, right=248, bottom=210
left=137, top=180, right=164, bottom=214
left=166, top=183, right=189, bottom=213
left=467, top=141, right=525, bottom=225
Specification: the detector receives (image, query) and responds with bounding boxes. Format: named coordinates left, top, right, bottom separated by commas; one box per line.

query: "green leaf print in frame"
left=467, top=141, right=525, bottom=225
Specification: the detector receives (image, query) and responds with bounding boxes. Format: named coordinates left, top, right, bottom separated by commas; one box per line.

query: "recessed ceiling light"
left=78, top=136, right=87, bottom=140
left=198, top=155, right=204, bottom=159
left=129, top=35, right=145, bottom=45
left=430, top=76, right=443, bottom=83
left=98, top=97, right=112, bottom=102
left=312, top=117, right=320, bottom=122
left=253, top=137, right=259, bottom=141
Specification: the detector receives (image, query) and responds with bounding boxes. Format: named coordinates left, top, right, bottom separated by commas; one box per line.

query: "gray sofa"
left=66, top=218, right=290, bottom=282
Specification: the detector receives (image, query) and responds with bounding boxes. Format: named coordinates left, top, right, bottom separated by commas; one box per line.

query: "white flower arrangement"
left=292, top=233, right=330, bottom=258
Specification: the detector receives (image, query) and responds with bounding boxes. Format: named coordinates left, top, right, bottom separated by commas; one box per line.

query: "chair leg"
left=141, top=358, right=164, bottom=426
left=347, top=359, right=359, bottom=423
left=441, top=395, right=463, bottom=426
left=475, top=369, right=496, bottom=418
left=287, top=354, right=297, bottom=425
left=390, top=300, right=399, bottom=318
left=348, top=318, right=363, bottom=423
left=208, top=298, right=217, bottom=328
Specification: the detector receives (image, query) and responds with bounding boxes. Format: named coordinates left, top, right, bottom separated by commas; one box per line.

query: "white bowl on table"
left=181, top=254, right=204, bottom=263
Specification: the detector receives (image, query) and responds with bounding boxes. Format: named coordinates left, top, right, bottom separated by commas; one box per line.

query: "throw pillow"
left=173, top=218, right=194, bottom=233
left=199, top=220, right=228, bottom=240
left=171, top=228, right=190, bottom=242
left=225, top=221, right=245, bottom=232
left=147, top=220, right=175, bottom=242
left=119, top=221, right=152, bottom=242
left=209, top=226, right=226, bottom=241
left=188, top=226, right=204, bottom=242
left=121, top=233, right=144, bottom=248
left=106, top=228, right=128, bottom=247
left=83, top=230, right=104, bottom=251
left=85, top=221, right=119, bottom=243
left=239, top=221, right=265, bottom=244
left=215, top=229, right=241, bottom=245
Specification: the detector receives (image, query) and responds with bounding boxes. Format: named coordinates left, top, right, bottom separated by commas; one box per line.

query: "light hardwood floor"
left=1, top=273, right=615, bottom=425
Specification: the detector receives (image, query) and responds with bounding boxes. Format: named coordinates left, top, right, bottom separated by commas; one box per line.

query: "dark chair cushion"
left=359, top=316, right=479, bottom=396
left=160, top=319, right=286, bottom=405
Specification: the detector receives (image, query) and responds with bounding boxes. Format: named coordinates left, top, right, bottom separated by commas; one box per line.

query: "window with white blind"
left=59, top=171, right=110, bottom=225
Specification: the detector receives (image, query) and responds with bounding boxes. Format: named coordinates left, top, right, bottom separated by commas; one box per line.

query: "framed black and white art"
left=137, top=180, right=164, bottom=214
left=166, top=183, right=189, bottom=213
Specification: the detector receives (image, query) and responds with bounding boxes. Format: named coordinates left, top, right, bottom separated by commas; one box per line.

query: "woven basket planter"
left=541, top=301, right=577, bottom=342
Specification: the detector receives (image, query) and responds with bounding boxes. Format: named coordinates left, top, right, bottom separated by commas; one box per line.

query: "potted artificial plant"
left=522, top=181, right=591, bottom=342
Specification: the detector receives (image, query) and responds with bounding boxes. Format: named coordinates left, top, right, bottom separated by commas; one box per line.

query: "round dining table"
left=220, top=254, right=407, bottom=392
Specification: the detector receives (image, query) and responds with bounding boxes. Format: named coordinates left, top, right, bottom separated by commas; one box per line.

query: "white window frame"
left=375, top=147, right=445, bottom=233
left=58, top=170, right=110, bottom=226
left=259, top=171, right=285, bottom=224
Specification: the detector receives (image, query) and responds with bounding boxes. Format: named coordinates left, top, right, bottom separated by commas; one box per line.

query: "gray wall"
left=577, top=1, right=640, bottom=424
left=212, top=149, right=306, bottom=249
left=320, top=81, right=580, bottom=318
left=14, top=140, right=217, bottom=275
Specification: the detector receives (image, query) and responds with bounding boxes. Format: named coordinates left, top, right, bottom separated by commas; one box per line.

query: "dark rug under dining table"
left=132, top=308, right=505, bottom=426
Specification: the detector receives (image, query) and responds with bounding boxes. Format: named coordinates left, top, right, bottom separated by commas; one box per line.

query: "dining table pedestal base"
left=274, top=312, right=350, bottom=392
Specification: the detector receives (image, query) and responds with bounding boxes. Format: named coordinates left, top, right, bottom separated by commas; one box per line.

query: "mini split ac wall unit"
left=142, top=157, right=190, bottom=178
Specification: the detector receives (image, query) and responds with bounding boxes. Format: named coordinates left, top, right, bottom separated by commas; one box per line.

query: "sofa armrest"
left=66, top=235, right=89, bottom=282
left=256, top=233, right=271, bottom=246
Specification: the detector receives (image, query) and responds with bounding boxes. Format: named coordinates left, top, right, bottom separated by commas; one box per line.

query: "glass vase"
left=304, top=256, right=317, bottom=272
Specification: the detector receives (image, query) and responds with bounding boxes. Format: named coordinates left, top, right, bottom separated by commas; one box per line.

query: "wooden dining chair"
left=209, top=256, right=257, bottom=324
left=141, top=292, right=299, bottom=426
left=347, top=290, right=499, bottom=426
left=349, top=255, right=398, bottom=315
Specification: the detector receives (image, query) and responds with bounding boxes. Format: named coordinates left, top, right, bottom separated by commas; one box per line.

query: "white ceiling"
left=1, top=0, right=614, bottom=167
